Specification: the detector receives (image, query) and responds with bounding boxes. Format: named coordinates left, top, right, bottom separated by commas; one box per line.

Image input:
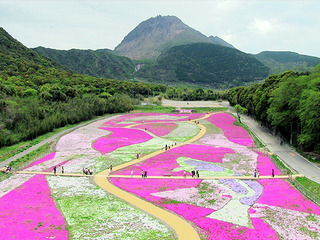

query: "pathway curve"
left=94, top=114, right=211, bottom=240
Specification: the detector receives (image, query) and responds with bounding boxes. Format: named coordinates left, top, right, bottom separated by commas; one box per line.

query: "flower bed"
left=134, top=122, right=177, bottom=137
left=207, top=113, right=254, bottom=146
left=112, top=144, right=234, bottom=177
left=162, top=122, right=200, bottom=142
left=0, top=174, right=68, bottom=239
left=101, top=113, right=206, bottom=127
left=93, top=128, right=153, bottom=155
left=47, top=176, right=176, bottom=239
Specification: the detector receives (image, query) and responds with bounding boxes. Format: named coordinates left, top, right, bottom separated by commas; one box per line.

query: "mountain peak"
left=115, top=15, right=211, bottom=60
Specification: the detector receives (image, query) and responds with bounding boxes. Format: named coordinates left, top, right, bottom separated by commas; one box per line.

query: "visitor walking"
left=144, top=170, right=147, bottom=178
left=131, top=170, right=133, bottom=177
left=196, top=170, right=199, bottom=178
left=183, top=170, right=186, bottom=178
left=141, top=170, right=144, bottom=178
left=53, top=166, right=56, bottom=175
left=62, top=166, right=64, bottom=174
left=254, top=168, right=257, bottom=178
left=272, top=169, right=274, bottom=177
left=110, top=165, right=113, bottom=171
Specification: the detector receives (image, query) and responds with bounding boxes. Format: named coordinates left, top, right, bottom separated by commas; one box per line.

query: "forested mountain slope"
left=254, top=51, right=320, bottom=75
left=33, top=47, right=135, bottom=80
left=136, top=43, right=269, bottom=89
left=0, top=27, right=166, bottom=147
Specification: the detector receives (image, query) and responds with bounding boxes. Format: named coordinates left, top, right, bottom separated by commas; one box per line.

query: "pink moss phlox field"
left=113, top=144, right=234, bottom=176
left=0, top=175, right=68, bottom=239
left=208, top=113, right=254, bottom=146
left=195, top=217, right=279, bottom=240
left=134, top=122, right=177, bottom=137
left=101, top=113, right=206, bottom=127
left=111, top=177, right=279, bottom=240
left=93, top=128, right=153, bottom=154
left=257, top=179, right=320, bottom=215
left=23, top=152, right=56, bottom=170
left=256, top=152, right=281, bottom=176
left=111, top=178, right=201, bottom=203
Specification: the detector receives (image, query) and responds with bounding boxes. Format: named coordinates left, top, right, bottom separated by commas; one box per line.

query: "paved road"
left=221, top=101, right=320, bottom=184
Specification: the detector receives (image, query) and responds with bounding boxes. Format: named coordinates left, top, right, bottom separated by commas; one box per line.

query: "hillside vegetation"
left=136, top=43, right=269, bottom=89
left=0, top=27, right=167, bottom=147
left=227, top=65, right=320, bottom=154
left=254, top=51, right=320, bottom=75
left=33, top=47, right=135, bottom=80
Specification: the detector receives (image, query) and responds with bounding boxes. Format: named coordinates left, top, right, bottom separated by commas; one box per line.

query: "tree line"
left=227, top=65, right=320, bottom=154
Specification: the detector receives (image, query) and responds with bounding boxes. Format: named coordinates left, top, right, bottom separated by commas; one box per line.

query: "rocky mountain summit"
left=115, top=15, right=231, bottom=60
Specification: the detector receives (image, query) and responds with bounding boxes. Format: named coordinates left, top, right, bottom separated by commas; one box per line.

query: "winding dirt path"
left=94, top=114, right=211, bottom=240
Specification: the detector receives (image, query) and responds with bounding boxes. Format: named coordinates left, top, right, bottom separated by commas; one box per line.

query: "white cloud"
left=249, top=18, right=279, bottom=36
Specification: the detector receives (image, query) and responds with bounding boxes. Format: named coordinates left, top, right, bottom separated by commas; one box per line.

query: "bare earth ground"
left=161, top=99, right=226, bottom=108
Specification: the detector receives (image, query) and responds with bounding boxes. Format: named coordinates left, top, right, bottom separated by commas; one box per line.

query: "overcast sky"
left=1, top=0, right=320, bottom=57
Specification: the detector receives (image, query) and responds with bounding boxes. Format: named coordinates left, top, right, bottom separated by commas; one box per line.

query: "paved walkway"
left=227, top=106, right=320, bottom=184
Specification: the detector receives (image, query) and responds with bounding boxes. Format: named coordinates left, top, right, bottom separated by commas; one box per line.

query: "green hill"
left=0, top=27, right=165, bottom=147
left=33, top=47, right=135, bottom=80
left=254, top=51, right=320, bottom=75
left=136, top=43, right=269, bottom=89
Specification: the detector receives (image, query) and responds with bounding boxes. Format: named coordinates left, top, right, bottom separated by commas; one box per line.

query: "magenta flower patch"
left=101, top=112, right=206, bottom=128
left=208, top=113, right=254, bottom=146
left=92, top=128, right=153, bottom=154
left=112, top=144, right=234, bottom=177
left=257, top=179, right=320, bottom=215
left=23, top=152, right=56, bottom=170
left=0, top=175, right=68, bottom=239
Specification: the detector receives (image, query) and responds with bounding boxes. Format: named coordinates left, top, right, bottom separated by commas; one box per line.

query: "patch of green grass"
left=133, top=105, right=176, bottom=113
left=0, top=171, right=10, bottom=182
left=162, top=199, right=181, bottom=205
left=272, top=155, right=292, bottom=175
left=300, top=226, right=319, bottom=238
left=296, top=177, right=320, bottom=198
left=8, top=143, right=51, bottom=170
left=306, top=214, right=317, bottom=222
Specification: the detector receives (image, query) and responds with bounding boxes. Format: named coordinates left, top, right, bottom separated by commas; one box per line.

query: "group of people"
left=164, top=142, right=177, bottom=151
left=191, top=169, right=200, bottom=178
left=254, top=168, right=275, bottom=178
left=83, top=167, right=94, bottom=175
left=141, top=170, right=147, bottom=178
left=5, top=166, right=13, bottom=172
left=53, top=165, right=64, bottom=174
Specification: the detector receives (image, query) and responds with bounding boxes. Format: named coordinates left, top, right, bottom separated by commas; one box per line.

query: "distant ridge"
left=136, top=42, right=269, bottom=89
left=208, top=36, right=234, bottom=48
left=115, top=15, right=232, bottom=60
left=254, top=51, right=320, bottom=74
left=33, top=47, right=135, bottom=80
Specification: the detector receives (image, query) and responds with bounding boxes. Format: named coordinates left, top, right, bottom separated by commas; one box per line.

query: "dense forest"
left=227, top=65, right=320, bottom=154
left=33, top=47, right=135, bottom=80
left=136, top=43, right=269, bottom=89
left=253, top=51, right=320, bottom=75
left=0, top=27, right=224, bottom=148
left=0, top=27, right=168, bottom=147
